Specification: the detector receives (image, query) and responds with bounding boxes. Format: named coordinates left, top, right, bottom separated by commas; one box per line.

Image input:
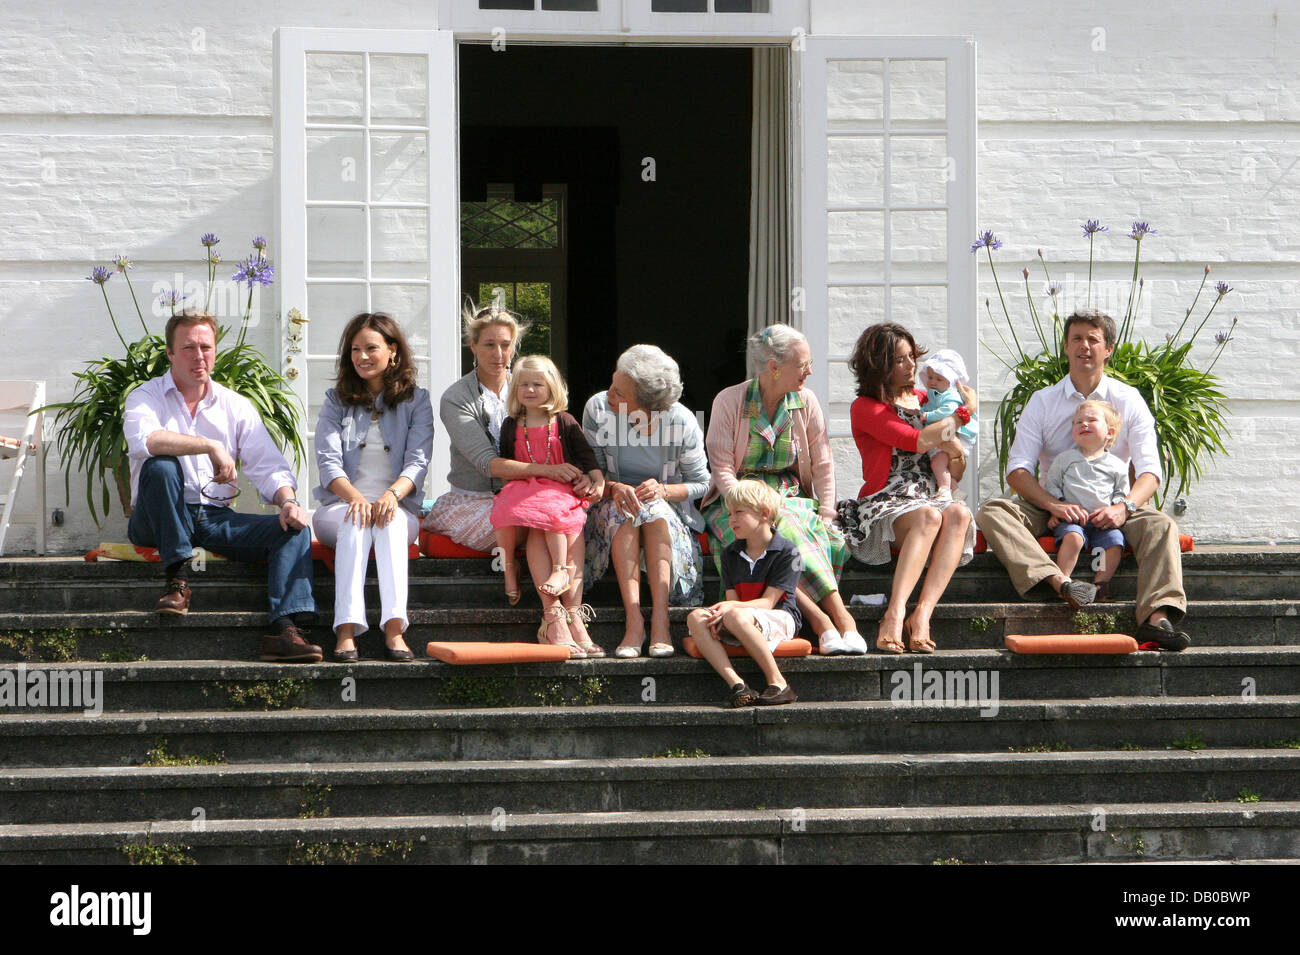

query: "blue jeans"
left=127, top=456, right=317, bottom=621
left=1053, top=520, right=1125, bottom=553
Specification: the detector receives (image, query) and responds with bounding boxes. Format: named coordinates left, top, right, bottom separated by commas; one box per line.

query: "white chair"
left=0, top=380, right=47, bottom=556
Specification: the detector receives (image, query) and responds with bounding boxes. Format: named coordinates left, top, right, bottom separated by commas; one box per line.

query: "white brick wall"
left=0, top=1, right=1295, bottom=552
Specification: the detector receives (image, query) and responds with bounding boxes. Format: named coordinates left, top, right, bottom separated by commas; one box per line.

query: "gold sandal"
left=566, top=603, right=604, bottom=658
left=539, top=564, right=571, bottom=598
left=537, top=605, right=584, bottom=659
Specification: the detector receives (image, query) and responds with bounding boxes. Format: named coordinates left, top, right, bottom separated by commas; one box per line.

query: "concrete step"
left=3, top=697, right=1298, bottom=767
left=2, top=801, right=1298, bottom=863
left=0, top=600, right=1294, bottom=664
left=2, top=750, right=1297, bottom=826
left=2, top=648, right=1298, bottom=713
left=2, top=551, right=1298, bottom=612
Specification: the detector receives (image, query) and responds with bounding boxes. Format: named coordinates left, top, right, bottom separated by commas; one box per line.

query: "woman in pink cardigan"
left=835, top=323, right=976, bottom=653
left=702, top=324, right=867, bottom=656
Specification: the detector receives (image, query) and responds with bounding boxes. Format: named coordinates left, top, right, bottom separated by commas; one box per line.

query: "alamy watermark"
left=0, top=664, right=103, bottom=717
left=889, top=661, right=999, bottom=717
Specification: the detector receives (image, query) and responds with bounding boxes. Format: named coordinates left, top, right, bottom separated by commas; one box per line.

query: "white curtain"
left=747, top=47, right=791, bottom=336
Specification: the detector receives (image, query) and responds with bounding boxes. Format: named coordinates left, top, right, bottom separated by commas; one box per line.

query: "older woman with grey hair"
left=582, top=344, right=711, bottom=658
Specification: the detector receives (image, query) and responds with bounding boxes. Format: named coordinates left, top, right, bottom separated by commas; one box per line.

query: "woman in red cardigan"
left=835, top=323, right=977, bottom=653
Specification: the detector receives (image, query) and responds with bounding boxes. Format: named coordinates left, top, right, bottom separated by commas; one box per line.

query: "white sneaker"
left=819, top=629, right=849, bottom=655
left=842, top=630, right=869, bottom=655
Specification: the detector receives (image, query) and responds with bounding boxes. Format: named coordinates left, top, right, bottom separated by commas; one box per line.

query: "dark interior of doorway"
left=459, top=43, right=752, bottom=415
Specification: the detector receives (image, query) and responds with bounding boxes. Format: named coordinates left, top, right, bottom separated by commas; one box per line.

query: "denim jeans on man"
left=127, top=456, right=315, bottom=620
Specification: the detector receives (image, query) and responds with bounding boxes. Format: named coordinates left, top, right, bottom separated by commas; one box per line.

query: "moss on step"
left=119, top=839, right=197, bottom=865
left=203, top=679, right=307, bottom=710
left=141, top=736, right=225, bottom=767
left=286, top=840, right=413, bottom=865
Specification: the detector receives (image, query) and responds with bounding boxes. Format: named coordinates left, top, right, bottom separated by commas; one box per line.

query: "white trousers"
left=313, top=503, right=419, bottom=635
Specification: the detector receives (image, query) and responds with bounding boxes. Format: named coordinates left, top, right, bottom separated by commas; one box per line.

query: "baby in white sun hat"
left=919, top=349, right=979, bottom=501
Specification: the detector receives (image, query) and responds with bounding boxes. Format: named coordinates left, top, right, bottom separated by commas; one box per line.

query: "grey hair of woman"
left=747, top=323, right=807, bottom=374
left=616, top=344, right=684, bottom=413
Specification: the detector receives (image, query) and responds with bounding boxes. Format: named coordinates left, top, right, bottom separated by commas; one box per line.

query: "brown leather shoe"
left=260, top=625, right=323, bottom=663
left=156, top=579, right=191, bottom=615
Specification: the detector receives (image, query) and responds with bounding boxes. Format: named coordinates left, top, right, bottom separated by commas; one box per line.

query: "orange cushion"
left=682, top=636, right=812, bottom=658
left=1032, top=534, right=1194, bottom=555
left=1005, top=633, right=1138, bottom=654
left=419, top=529, right=495, bottom=559
left=425, top=641, right=572, bottom=664
left=314, top=540, right=420, bottom=572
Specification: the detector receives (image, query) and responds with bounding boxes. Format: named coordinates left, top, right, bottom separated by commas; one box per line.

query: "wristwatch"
left=1120, top=498, right=1138, bottom=515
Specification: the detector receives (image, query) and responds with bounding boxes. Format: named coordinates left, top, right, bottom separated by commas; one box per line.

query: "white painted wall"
left=0, top=0, right=1294, bottom=553
left=815, top=0, right=1300, bottom=541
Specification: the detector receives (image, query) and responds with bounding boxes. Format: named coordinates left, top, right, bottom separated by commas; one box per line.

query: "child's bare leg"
left=687, top=609, right=743, bottom=688
left=1055, top=531, right=1084, bottom=578
left=931, top=450, right=952, bottom=491
left=539, top=530, right=570, bottom=596
left=721, top=608, right=785, bottom=689
left=495, top=526, right=519, bottom=598
left=1094, top=546, right=1122, bottom=583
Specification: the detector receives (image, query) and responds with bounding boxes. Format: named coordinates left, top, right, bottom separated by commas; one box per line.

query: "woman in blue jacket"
left=313, top=313, right=434, bottom=662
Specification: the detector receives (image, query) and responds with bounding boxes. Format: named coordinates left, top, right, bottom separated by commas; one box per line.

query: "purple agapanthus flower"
left=1082, top=219, right=1108, bottom=236
left=1215, top=281, right=1232, bottom=298
left=158, top=290, right=186, bottom=307
left=1128, top=221, right=1158, bottom=240
left=87, top=266, right=112, bottom=285
left=970, top=230, right=1002, bottom=254
left=1214, top=329, right=1234, bottom=345
left=113, top=255, right=132, bottom=272
left=252, top=236, right=267, bottom=250
left=200, top=233, right=220, bottom=248
left=1047, top=282, right=1063, bottom=297
left=231, top=255, right=275, bottom=287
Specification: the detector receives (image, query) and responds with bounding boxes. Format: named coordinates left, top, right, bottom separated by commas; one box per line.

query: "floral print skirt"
left=836, top=443, right=974, bottom=567
left=583, top=497, right=704, bottom=607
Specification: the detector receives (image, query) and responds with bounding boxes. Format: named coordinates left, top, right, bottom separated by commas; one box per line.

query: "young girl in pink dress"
left=491, top=355, right=605, bottom=657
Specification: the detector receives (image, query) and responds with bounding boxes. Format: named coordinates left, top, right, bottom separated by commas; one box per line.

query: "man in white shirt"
left=123, top=311, right=322, bottom=662
left=975, top=309, right=1189, bottom=650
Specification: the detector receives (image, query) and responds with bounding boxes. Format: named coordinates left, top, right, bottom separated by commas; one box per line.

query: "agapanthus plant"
left=979, top=221, right=1236, bottom=505
left=44, top=235, right=303, bottom=523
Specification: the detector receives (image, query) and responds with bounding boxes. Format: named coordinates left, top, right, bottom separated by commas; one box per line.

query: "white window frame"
left=795, top=36, right=978, bottom=497
left=438, top=0, right=806, bottom=38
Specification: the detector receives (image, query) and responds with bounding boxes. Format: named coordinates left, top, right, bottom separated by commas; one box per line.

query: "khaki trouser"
left=975, top=497, right=1187, bottom=626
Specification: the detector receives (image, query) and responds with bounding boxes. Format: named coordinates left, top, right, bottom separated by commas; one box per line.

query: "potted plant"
left=978, top=221, right=1236, bottom=506
left=45, top=234, right=305, bottom=523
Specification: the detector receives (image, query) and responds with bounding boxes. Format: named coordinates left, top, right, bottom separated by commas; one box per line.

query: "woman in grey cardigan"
left=424, top=306, right=598, bottom=642
left=314, top=313, right=434, bottom=662
left=582, top=345, right=711, bottom=658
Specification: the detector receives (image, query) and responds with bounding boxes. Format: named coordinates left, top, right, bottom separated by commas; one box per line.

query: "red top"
left=850, top=389, right=926, bottom=497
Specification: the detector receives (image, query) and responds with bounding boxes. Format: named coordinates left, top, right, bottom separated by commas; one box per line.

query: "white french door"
left=797, top=37, right=978, bottom=499
left=276, top=28, right=459, bottom=499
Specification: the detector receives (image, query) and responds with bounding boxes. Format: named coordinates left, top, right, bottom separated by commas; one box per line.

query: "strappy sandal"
left=566, top=603, right=604, bottom=658
left=539, top=564, right=571, bottom=598
left=537, top=605, right=585, bottom=659
left=503, top=559, right=521, bottom=606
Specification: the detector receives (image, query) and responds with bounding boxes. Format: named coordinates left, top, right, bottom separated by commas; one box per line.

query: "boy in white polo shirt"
left=686, top=480, right=800, bottom=707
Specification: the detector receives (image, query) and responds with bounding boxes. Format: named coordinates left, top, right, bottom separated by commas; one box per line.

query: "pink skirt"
left=490, top=477, right=590, bottom=536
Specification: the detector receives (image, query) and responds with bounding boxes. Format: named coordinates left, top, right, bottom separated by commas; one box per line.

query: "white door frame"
left=275, top=28, right=460, bottom=499
left=797, top=35, right=978, bottom=499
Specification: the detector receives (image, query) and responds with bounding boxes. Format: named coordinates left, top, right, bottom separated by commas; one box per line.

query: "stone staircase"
left=1, top=549, right=1298, bottom=864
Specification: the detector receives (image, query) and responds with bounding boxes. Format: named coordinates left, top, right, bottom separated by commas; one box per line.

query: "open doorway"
left=459, top=43, right=754, bottom=411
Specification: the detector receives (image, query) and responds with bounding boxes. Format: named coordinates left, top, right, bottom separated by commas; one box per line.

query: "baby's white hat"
left=921, top=349, right=969, bottom=387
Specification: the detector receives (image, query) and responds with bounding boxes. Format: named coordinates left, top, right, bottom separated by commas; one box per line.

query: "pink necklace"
left=521, top=417, right=553, bottom=465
